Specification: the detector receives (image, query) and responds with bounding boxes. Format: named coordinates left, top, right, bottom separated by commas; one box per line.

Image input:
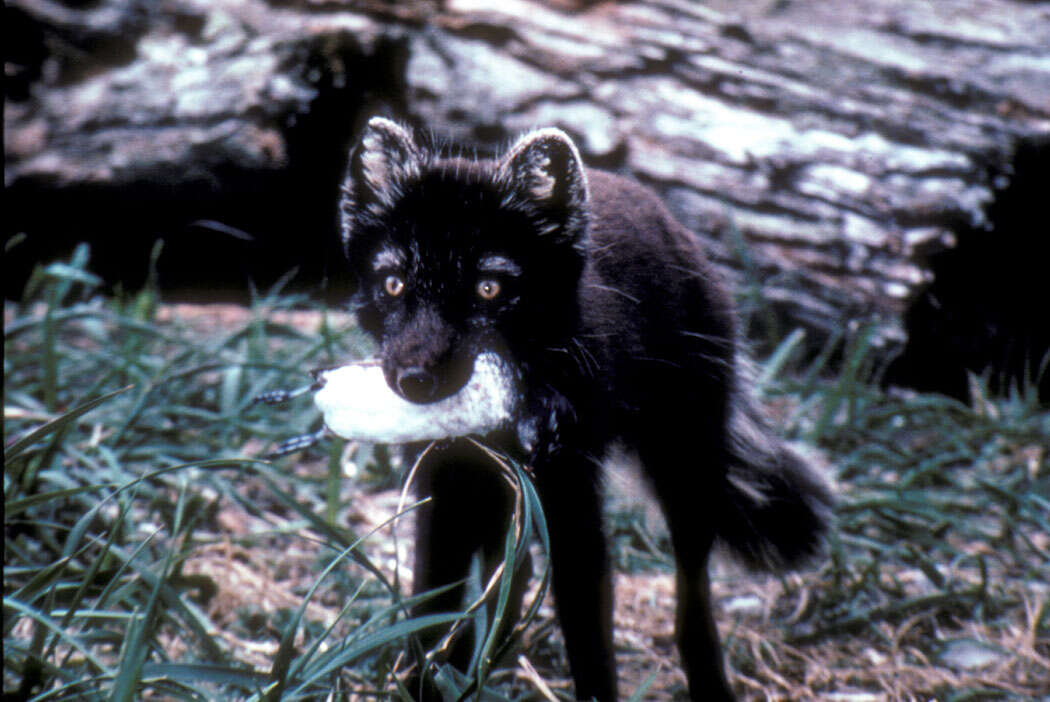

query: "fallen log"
left=6, top=0, right=1049, bottom=367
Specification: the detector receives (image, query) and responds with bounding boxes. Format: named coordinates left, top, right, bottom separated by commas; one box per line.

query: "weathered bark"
left=6, top=0, right=1050, bottom=351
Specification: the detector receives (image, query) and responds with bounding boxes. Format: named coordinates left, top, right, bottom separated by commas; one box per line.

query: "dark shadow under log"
left=886, top=137, right=1050, bottom=401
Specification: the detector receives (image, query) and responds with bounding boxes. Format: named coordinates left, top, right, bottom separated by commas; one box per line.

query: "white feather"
left=313, top=352, right=518, bottom=444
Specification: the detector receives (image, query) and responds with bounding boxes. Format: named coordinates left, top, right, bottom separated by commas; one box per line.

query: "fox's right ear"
left=341, top=117, right=423, bottom=246
left=497, top=128, right=590, bottom=250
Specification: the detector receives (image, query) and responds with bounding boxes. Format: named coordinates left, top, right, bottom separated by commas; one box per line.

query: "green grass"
left=4, top=247, right=546, bottom=700
left=723, top=326, right=1050, bottom=700
left=5, top=245, right=1049, bottom=700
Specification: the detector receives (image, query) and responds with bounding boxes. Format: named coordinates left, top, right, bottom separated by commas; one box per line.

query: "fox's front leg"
left=406, top=440, right=524, bottom=698
left=533, top=452, right=618, bottom=701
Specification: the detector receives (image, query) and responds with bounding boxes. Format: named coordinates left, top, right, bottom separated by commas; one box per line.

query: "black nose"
left=396, top=366, right=437, bottom=402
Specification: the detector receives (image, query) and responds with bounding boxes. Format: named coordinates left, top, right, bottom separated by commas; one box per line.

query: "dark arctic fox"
left=339, top=116, right=834, bottom=701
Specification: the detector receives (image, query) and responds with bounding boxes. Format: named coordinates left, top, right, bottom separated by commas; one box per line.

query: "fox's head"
left=339, top=117, right=590, bottom=403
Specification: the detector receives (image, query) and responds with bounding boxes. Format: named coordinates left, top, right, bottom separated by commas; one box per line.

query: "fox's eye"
left=476, top=279, right=501, bottom=300
left=384, top=275, right=405, bottom=297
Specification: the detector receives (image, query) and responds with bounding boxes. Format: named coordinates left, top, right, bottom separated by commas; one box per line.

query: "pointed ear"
left=497, top=128, right=589, bottom=245
left=341, top=117, right=423, bottom=247
left=352, top=117, right=423, bottom=201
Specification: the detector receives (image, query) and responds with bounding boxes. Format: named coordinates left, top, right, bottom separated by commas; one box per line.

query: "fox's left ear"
left=341, top=117, right=424, bottom=251
left=346, top=117, right=423, bottom=204
left=497, top=128, right=590, bottom=248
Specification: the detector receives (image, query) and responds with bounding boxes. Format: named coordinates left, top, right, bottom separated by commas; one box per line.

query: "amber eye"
left=476, top=279, right=501, bottom=300
left=384, top=275, right=405, bottom=297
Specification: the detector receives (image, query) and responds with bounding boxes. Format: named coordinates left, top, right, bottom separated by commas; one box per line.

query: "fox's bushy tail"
left=715, top=382, right=836, bottom=571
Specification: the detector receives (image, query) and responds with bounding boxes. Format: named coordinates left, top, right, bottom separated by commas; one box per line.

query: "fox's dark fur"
left=339, top=117, right=834, bottom=701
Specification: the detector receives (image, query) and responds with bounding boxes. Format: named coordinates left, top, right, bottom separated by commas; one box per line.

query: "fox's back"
left=574, top=170, right=737, bottom=430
